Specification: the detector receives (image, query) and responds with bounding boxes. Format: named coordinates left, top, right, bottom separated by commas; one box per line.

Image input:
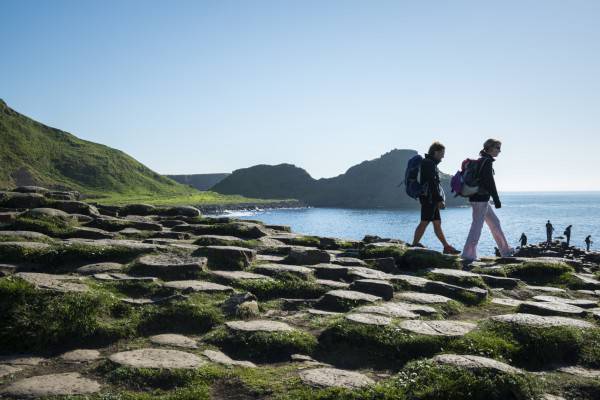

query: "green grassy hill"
left=0, top=99, right=196, bottom=198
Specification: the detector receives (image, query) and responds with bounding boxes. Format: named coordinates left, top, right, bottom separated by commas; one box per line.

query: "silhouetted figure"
left=546, top=220, right=554, bottom=244
left=564, top=225, right=572, bottom=247
left=585, top=235, right=593, bottom=252
left=519, top=233, right=527, bottom=247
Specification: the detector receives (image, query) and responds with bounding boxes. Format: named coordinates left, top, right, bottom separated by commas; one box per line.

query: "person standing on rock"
left=461, top=139, right=513, bottom=263
left=585, top=235, right=593, bottom=252
left=411, top=141, right=460, bottom=254
left=519, top=233, right=527, bottom=247
left=546, top=220, right=554, bottom=244
left=564, top=225, right=572, bottom=247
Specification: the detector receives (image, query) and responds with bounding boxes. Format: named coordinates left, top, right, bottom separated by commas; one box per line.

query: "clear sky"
left=2, top=0, right=599, bottom=191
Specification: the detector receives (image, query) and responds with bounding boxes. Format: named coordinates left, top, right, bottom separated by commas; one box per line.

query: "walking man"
left=564, top=225, right=572, bottom=247
left=546, top=220, right=554, bottom=244
left=519, top=233, right=527, bottom=247
left=585, top=235, right=593, bottom=252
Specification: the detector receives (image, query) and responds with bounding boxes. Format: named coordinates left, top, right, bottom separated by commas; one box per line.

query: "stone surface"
left=490, top=313, right=595, bottom=329
left=558, top=366, right=600, bottom=378
left=93, top=273, right=157, bottom=282
left=109, top=348, right=205, bottom=369
left=163, top=280, right=234, bottom=293
left=225, top=320, right=294, bottom=332
left=286, top=247, right=332, bottom=265
left=355, top=303, right=419, bottom=318
left=252, top=263, right=313, bottom=279
left=0, top=372, right=101, bottom=397
left=310, top=263, right=350, bottom=280
left=60, top=349, right=101, bottom=363
left=532, top=295, right=598, bottom=308
left=315, top=279, right=350, bottom=289
left=14, top=272, right=88, bottom=292
left=0, top=230, right=52, bottom=241
left=202, top=349, right=256, bottom=368
left=299, top=367, right=374, bottom=389
left=491, top=297, right=524, bottom=307
left=518, top=301, right=587, bottom=317
left=399, top=320, right=476, bottom=336
left=349, top=279, right=394, bottom=300
left=432, top=354, right=522, bottom=374
left=389, top=274, right=430, bottom=290
left=333, top=257, right=367, bottom=267
left=345, top=313, right=392, bottom=326
left=395, top=291, right=452, bottom=304
left=149, top=334, right=198, bottom=349
left=424, top=281, right=488, bottom=303
left=76, top=262, right=123, bottom=275
left=193, top=245, right=256, bottom=269
left=209, top=270, right=273, bottom=282
left=131, top=253, right=207, bottom=280
left=316, top=289, right=381, bottom=312
left=523, top=285, right=566, bottom=294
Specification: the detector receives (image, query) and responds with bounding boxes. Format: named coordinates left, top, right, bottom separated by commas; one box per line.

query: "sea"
left=219, top=192, right=600, bottom=256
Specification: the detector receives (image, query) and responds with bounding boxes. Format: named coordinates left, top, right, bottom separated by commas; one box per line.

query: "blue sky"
left=2, top=0, right=599, bottom=191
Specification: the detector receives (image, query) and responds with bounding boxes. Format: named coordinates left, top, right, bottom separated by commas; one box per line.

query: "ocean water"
left=224, top=192, right=600, bottom=256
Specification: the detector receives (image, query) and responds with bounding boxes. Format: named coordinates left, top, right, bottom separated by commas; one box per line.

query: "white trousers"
left=462, top=202, right=511, bottom=261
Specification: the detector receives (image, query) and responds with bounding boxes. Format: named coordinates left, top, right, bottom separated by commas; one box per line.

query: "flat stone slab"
left=355, top=303, right=419, bottom=318
left=109, top=348, right=205, bottom=369
left=533, top=295, right=598, bottom=308
left=395, top=291, right=452, bottom=304
left=399, top=320, right=476, bottom=336
left=225, top=320, right=294, bottom=333
left=389, top=274, right=430, bottom=290
left=252, top=263, right=313, bottom=279
left=0, top=364, right=22, bottom=378
left=0, top=230, right=52, bottom=241
left=350, top=279, right=394, bottom=300
left=60, top=349, right=101, bottom=363
left=76, top=262, right=123, bottom=275
left=429, top=268, right=479, bottom=278
left=193, top=245, right=256, bottom=269
left=132, top=254, right=207, bottom=279
left=14, top=272, right=88, bottom=292
left=333, top=257, right=367, bottom=266
left=0, top=355, right=46, bottom=366
left=518, top=301, right=587, bottom=317
left=0, top=372, right=101, bottom=397
left=348, top=267, right=394, bottom=281
left=345, top=313, right=392, bottom=326
left=202, top=350, right=256, bottom=368
left=432, top=354, right=522, bottom=374
left=286, top=247, right=332, bottom=265
left=307, top=309, right=342, bottom=316
left=491, top=298, right=524, bottom=307
left=558, top=366, right=600, bottom=378
left=316, top=290, right=381, bottom=312
left=523, top=285, right=566, bottom=294
left=490, top=313, right=595, bottom=329
left=163, top=280, right=234, bottom=293
left=315, top=279, right=350, bottom=289
left=93, top=273, right=157, bottom=282
left=299, top=367, right=374, bottom=389
left=149, top=334, right=198, bottom=349
left=209, top=270, right=273, bottom=282
left=310, top=263, right=350, bottom=280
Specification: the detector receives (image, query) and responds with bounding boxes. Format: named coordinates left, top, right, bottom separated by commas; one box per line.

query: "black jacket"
left=419, top=154, right=444, bottom=204
left=469, top=152, right=500, bottom=206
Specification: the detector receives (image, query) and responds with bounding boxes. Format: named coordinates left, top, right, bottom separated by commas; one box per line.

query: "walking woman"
left=462, top=139, right=513, bottom=262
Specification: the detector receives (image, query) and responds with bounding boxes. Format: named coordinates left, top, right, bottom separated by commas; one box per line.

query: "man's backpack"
left=450, top=158, right=487, bottom=197
left=403, top=154, right=426, bottom=199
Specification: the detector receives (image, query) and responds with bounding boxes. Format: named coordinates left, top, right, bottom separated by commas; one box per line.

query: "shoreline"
left=195, top=199, right=306, bottom=214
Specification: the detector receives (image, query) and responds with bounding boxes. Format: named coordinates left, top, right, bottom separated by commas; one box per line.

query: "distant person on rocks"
left=585, top=235, right=593, bottom=252
left=519, top=233, right=527, bottom=247
left=564, top=225, right=572, bottom=246
left=546, top=220, right=554, bottom=244
left=462, top=138, right=513, bottom=262
left=411, top=141, right=460, bottom=254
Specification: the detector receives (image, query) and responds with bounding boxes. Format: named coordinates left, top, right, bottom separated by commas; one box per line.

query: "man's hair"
left=428, top=141, right=445, bottom=156
left=483, top=138, right=502, bottom=151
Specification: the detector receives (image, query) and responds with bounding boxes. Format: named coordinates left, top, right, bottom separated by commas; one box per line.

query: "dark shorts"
left=420, top=199, right=441, bottom=222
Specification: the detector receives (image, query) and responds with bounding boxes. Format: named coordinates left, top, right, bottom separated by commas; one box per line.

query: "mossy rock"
left=401, top=248, right=461, bottom=269
left=235, top=274, right=329, bottom=300
left=137, top=297, right=224, bottom=335
left=359, top=243, right=407, bottom=264
left=504, top=260, right=574, bottom=284
left=192, top=245, right=257, bottom=270
left=174, top=222, right=269, bottom=239
left=0, top=230, right=54, bottom=243
left=206, top=321, right=317, bottom=362
left=427, top=268, right=487, bottom=289
left=9, top=212, right=79, bottom=237
left=193, top=234, right=259, bottom=248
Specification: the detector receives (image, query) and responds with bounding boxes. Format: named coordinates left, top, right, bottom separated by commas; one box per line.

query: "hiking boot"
left=443, top=245, right=461, bottom=255
left=410, top=242, right=425, bottom=248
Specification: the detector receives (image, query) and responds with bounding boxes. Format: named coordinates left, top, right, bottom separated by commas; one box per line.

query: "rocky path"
left=1, top=186, right=600, bottom=399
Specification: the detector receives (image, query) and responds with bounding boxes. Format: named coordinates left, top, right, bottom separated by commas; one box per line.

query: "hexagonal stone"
left=532, top=295, right=598, bottom=309
left=399, top=320, right=476, bottom=336
left=491, top=297, right=524, bottom=307
left=93, top=273, right=157, bottom=282
left=14, top=272, right=88, bottom=293
left=0, top=230, right=52, bottom=241
left=310, top=263, right=350, bottom=280
left=490, top=313, right=595, bottom=329
left=252, top=263, right=313, bottom=279
left=109, top=348, right=205, bottom=369
left=345, top=313, right=391, bottom=326
left=0, top=372, right=101, bottom=397
left=163, top=280, right=234, bottom=293
left=192, top=245, right=256, bottom=270
left=225, top=320, right=294, bottom=332
left=299, top=367, right=374, bottom=389
left=424, top=281, right=488, bottom=303
left=571, top=273, right=600, bottom=290
left=350, top=279, right=394, bottom=300
left=333, top=257, right=367, bottom=267
left=316, top=290, right=381, bottom=312
left=518, top=301, right=587, bottom=317
left=315, top=279, right=350, bottom=289
left=523, top=285, right=566, bottom=294
left=355, top=303, right=419, bottom=318
left=389, top=274, right=430, bottom=290
left=557, top=366, right=600, bottom=378
left=0, top=355, right=46, bottom=366
left=202, top=349, right=256, bottom=368
left=307, top=309, right=342, bottom=316
left=130, top=254, right=207, bottom=280
left=285, top=247, right=332, bottom=265
left=59, top=349, right=101, bottom=363
left=209, top=270, right=273, bottom=282
left=395, top=291, right=452, bottom=304
left=149, top=334, right=198, bottom=349
left=479, top=274, right=521, bottom=289
left=76, top=262, right=123, bottom=275
left=432, top=354, right=522, bottom=374
left=348, top=267, right=394, bottom=281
